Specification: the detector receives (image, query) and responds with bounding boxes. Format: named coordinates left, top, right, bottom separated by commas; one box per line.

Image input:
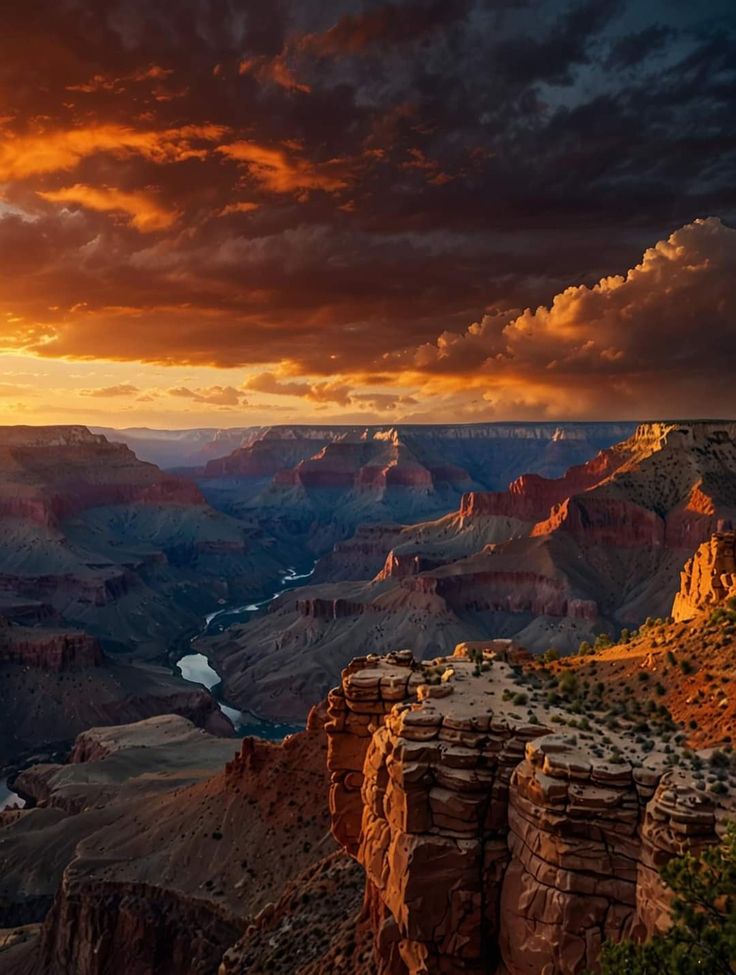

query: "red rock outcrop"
left=402, top=549, right=599, bottom=621
left=672, top=530, right=736, bottom=621
left=458, top=435, right=636, bottom=524
left=326, top=648, right=730, bottom=975
left=0, top=626, right=102, bottom=671
left=531, top=495, right=666, bottom=548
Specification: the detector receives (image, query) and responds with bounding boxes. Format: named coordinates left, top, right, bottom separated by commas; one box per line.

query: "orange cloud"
left=0, top=124, right=227, bottom=181
left=244, top=371, right=397, bottom=409
left=168, top=385, right=246, bottom=406
left=244, top=371, right=352, bottom=405
left=66, top=65, right=174, bottom=94
left=238, top=55, right=311, bottom=93
left=219, top=201, right=260, bottom=216
left=78, top=383, right=140, bottom=398
left=38, top=184, right=178, bottom=232
left=217, top=141, right=350, bottom=194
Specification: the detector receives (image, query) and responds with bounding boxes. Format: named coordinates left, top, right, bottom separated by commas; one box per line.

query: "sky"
left=0, top=0, right=735, bottom=428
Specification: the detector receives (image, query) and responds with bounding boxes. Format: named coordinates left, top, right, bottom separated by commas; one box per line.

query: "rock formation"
left=325, top=645, right=731, bottom=975
left=0, top=623, right=101, bottom=671
left=673, top=530, right=736, bottom=621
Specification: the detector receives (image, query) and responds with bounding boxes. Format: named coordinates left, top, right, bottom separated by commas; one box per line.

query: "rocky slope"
left=200, top=421, right=736, bottom=722
left=0, top=712, right=346, bottom=975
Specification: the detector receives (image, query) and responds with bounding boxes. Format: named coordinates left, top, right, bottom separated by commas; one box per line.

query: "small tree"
left=597, top=824, right=736, bottom=975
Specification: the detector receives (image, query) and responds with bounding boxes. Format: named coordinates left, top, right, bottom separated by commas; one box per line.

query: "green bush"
left=596, top=825, right=736, bottom=975
left=558, top=672, right=579, bottom=697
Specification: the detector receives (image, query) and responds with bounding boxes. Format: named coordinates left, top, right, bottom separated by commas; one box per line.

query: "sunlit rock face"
left=673, top=530, right=736, bottom=621
left=326, top=645, right=728, bottom=975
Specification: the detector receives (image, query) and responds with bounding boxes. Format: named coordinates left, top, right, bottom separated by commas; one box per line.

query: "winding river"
left=175, top=564, right=315, bottom=740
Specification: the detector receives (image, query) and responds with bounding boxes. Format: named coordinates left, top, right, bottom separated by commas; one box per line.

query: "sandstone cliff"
left=325, top=646, right=731, bottom=975
left=673, top=530, right=736, bottom=621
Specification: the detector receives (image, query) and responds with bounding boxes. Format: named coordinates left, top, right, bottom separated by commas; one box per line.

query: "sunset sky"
left=1, top=0, right=735, bottom=427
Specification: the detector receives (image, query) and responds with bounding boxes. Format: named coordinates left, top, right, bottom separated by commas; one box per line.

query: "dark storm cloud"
left=0, top=0, right=734, bottom=400
left=605, top=23, right=673, bottom=68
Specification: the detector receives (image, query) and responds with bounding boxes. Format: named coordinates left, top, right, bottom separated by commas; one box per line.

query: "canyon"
left=0, top=421, right=632, bottom=765
left=1, top=419, right=735, bottom=975
left=201, top=421, right=736, bottom=723
left=1, top=530, right=735, bottom=974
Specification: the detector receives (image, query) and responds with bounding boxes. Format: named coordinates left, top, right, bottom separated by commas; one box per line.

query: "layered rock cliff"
left=0, top=623, right=102, bottom=671
left=326, top=646, right=730, bottom=975
left=673, top=530, right=736, bottom=621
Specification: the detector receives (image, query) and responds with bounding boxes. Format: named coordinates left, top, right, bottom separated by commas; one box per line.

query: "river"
left=175, top=564, right=315, bottom=740
left=0, top=778, right=24, bottom=811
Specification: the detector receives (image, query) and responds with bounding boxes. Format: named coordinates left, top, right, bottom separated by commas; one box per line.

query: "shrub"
left=558, top=672, right=579, bottom=698
left=595, top=825, right=736, bottom=975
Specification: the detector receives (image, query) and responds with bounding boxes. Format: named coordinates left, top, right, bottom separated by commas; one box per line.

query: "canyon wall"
left=0, top=624, right=102, bottom=671
left=673, top=530, right=736, bottom=621
left=326, top=648, right=727, bottom=975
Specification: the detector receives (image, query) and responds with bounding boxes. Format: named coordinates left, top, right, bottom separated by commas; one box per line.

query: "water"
left=175, top=564, right=315, bottom=739
left=203, top=565, right=315, bottom=634
left=0, top=779, right=24, bottom=812
left=177, top=652, right=221, bottom=689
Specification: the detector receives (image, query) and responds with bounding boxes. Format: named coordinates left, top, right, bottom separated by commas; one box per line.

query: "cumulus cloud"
left=394, top=217, right=736, bottom=416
